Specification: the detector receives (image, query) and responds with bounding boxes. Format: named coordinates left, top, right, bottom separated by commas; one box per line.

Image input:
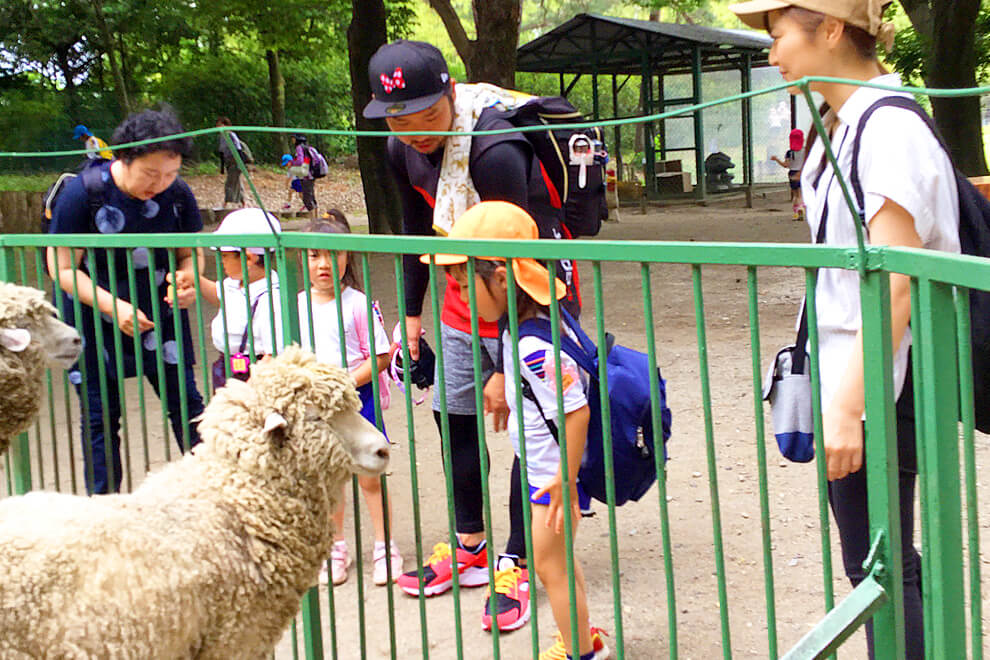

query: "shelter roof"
left=517, top=13, right=773, bottom=76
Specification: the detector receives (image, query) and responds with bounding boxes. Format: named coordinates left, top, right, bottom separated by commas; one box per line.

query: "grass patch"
left=0, top=174, right=56, bottom=192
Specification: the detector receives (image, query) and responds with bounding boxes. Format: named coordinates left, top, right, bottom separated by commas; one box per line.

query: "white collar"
left=835, top=73, right=908, bottom=129
left=227, top=270, right=279, bottom=300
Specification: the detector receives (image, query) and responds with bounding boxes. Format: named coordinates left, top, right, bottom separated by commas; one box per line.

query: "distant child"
left=281, top=153, right=305, bottom=211
left=300, top=210, right=402, bottom=587
left=175, top=208, right=284, bottom=390
left=429, top=201, right=609, bottom=660
left=772, top=128, right=806, bottom=220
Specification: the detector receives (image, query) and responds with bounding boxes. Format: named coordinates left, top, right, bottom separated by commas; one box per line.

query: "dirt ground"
left=5, top=175, right=988, bottom=660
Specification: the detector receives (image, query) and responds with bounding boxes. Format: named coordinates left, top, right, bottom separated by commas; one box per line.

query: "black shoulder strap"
left=79, top=163, right=106, bottom=224
left=849, top=96, right=945, bottom=215
left=237, top=294, right=265, bottom=354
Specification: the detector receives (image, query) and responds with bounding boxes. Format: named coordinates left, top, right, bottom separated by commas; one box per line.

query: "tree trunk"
left=265, top=49, right=288, bottom=156
left=89, top=0, right=130, bottom=116
left=928, top=0, right=987, bottom=175
left=54, top=45, right=83, bottom=122
left=900, top=0, right=987, bottom=176
left=347, top=0, right=401, bottom=234
left=429, top=0, right=520, bottom=87
left=468, top=0, right=521, bottom=86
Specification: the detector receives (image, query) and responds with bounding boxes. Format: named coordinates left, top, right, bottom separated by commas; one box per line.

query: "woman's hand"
left=114, top=299, right=154, bottom=337
left=823, top=404, right=864, bottom=481
left=533, top=472, right=581, bottom=535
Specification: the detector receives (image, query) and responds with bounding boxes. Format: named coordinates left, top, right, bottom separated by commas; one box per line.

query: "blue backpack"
left=518, top=308, right=672, bottom=505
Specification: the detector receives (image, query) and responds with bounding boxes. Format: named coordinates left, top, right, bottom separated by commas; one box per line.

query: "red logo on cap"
left=380, top=68, right=405, bottom=94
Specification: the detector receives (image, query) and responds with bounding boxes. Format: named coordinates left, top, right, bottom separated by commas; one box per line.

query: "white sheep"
left=0, top=281, right=81, bottom=455
left=0, top=345, right=390, bottom=659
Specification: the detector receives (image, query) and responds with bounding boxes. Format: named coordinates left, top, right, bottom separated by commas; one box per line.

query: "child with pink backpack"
left=299, top=210, right=402, bottom=587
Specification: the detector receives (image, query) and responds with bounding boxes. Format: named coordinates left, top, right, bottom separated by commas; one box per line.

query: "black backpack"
left=41, top=158, right=108, bottom=233
left=851, top=96, right=990, bottom=433
left=498, top=96, right=609, bottom=238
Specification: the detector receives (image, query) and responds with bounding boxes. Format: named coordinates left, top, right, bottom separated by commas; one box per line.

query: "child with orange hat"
left=771, top=127, right=806, bottom=220
left=425, top=201, right=609, bottom=660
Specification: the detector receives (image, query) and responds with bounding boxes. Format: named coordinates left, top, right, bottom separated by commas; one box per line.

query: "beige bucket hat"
left=729, top=0, right=894, bottom=49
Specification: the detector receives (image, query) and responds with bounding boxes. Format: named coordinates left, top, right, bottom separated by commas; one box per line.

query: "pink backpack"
left=352, top=300, right=391, bottom=411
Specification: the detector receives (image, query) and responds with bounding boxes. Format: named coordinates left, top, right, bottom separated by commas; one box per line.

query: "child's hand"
left=164, top=272, right=196, bottom=309
left=483, top=372, right=508, bottom=432
left=533, top=473, right=581, bottom=535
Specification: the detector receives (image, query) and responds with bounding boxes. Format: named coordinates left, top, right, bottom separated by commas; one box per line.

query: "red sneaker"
left=396, top=541, right=489, bottom=597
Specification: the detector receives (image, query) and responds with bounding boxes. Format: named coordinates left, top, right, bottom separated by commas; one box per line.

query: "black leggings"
left=434, top=411, right=526, bottom=558
left=827, top=360, right=923, bottom=659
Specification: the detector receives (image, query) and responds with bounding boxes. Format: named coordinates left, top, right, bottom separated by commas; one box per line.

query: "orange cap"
left=421, top=201, right=566, bottom=306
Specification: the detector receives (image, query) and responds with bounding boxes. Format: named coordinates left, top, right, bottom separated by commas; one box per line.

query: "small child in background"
left=300, top=209, right=402, bottom=587
left=430, top=201, right=609, bottom=660
left=281, top=153, right=304, bottom=211
left=771, top=128, right=806, bottom=220
left=181, top=208, right=283, bottom=390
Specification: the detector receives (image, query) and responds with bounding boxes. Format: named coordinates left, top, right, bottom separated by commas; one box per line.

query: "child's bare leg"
left=531, top=503, right=593, bottom=657
left=332, top=481, right=349, bottom=539
left=358, top=473, right=391, bottom=543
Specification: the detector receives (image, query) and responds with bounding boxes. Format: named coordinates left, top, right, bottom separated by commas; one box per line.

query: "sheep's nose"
left=72, top=336, right=82, bottom=347
left=376, top=445, right=390, bottom=461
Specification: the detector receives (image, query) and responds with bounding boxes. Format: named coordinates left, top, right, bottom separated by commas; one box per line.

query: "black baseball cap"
left=363, top=40, right=452, bottom=120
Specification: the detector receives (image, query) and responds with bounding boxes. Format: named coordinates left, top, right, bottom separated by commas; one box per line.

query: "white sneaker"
left=320, top=540, right=351, bottom=586
left=373, top=540, right=403, bottom=586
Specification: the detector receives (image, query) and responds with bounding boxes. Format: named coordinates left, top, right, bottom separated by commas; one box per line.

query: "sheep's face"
left=200, top=346, right=390, bottom=481
left=0, top=282, right=81, bottom=368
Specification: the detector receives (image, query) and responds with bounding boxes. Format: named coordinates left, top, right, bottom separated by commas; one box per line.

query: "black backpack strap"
left=519, top=377, right=560, bottom=442
left=849, top=96, right=944, bottom=216
left=79, top=163, right=107, bottom=226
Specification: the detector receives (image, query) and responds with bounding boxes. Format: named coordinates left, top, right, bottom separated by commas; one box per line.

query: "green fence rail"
left=0, top=229, right=987, bottom=659
left=0, top=76, right=988, bottom=659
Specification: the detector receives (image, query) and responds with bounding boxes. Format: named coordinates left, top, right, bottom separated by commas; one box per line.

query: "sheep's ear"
left=263, top=412, right=287, bottom=433
left=263, top=411, right=289, bottom=449
left=0, top=328, right=31, bottom=352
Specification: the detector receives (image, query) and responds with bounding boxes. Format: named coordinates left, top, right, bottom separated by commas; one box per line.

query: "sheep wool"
left=0, top=281, right=80, bottom=455
left=0, top=346, right=389, bottom=658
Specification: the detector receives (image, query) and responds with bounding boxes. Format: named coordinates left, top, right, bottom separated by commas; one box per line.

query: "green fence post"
left=913, top=278, right=966, bottom=658
left=859, top=268, right=904, bottom=660
left=0, top=245, right=32, bottom=494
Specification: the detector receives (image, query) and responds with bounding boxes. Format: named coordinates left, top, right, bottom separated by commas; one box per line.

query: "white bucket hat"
left=212, top=208, right=281, bottom=255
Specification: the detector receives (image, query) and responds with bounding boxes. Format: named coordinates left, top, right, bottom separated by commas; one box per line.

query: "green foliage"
left=886, top=3, right=990, bottom=85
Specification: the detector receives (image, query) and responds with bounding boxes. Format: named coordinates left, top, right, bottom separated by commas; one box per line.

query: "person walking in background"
left=281, top=153, right=304, bottom=210
left=290, top=134, right=319, bottom=215
left=730, top=1, right=962, bottom=657
left=771, top=127, right=806, bottom=220
left=49, top=109, right=206, bottom=495
left=72, top=124, right=113, bottom=161
left=216, top=117, right=253, bottom=209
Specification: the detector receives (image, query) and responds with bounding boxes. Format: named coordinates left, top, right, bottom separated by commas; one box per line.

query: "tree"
left=896, top=0, right=987, bottom=176
left=347, top=0, right=402, bottom=234
left=428, top=0, right=521, bottom=86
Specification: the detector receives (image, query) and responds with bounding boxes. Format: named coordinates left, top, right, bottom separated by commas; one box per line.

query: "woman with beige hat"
left=729, top=2, right=962, bottom=658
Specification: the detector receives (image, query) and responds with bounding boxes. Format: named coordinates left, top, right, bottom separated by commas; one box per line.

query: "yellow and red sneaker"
left=538, top=627, right=610, bottom=660
left=481, top=557, right=530, bottom=632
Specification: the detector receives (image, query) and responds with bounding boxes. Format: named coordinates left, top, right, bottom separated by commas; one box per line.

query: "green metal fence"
left=1, top=77, right=988, bottom=659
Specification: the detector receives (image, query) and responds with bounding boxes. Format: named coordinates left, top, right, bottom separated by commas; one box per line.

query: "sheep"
left=0, top=281, right=81, bottom=455
left=0, top=345, right=390, bottom=659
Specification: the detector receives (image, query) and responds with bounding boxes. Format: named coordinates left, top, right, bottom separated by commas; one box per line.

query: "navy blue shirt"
left=50, top=160, right=203, bottom=378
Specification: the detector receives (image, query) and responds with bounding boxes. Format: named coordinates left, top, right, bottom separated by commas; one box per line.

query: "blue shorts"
left=291, top=178, right=303, bottom=193
left=529, top=482, right=591, bottom=510
left=357, top=382, right=388, bottom=441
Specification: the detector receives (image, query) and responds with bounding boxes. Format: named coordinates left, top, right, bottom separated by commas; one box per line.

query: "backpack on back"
left=41, top=158, right=108, bottom=233
left=519, top=308, right=672, bottom=505
left=306, top=145, right=328, bottom=179
left=851, top=96, right=990, bottom=433
left=498, top=95, right=609, bottom=238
